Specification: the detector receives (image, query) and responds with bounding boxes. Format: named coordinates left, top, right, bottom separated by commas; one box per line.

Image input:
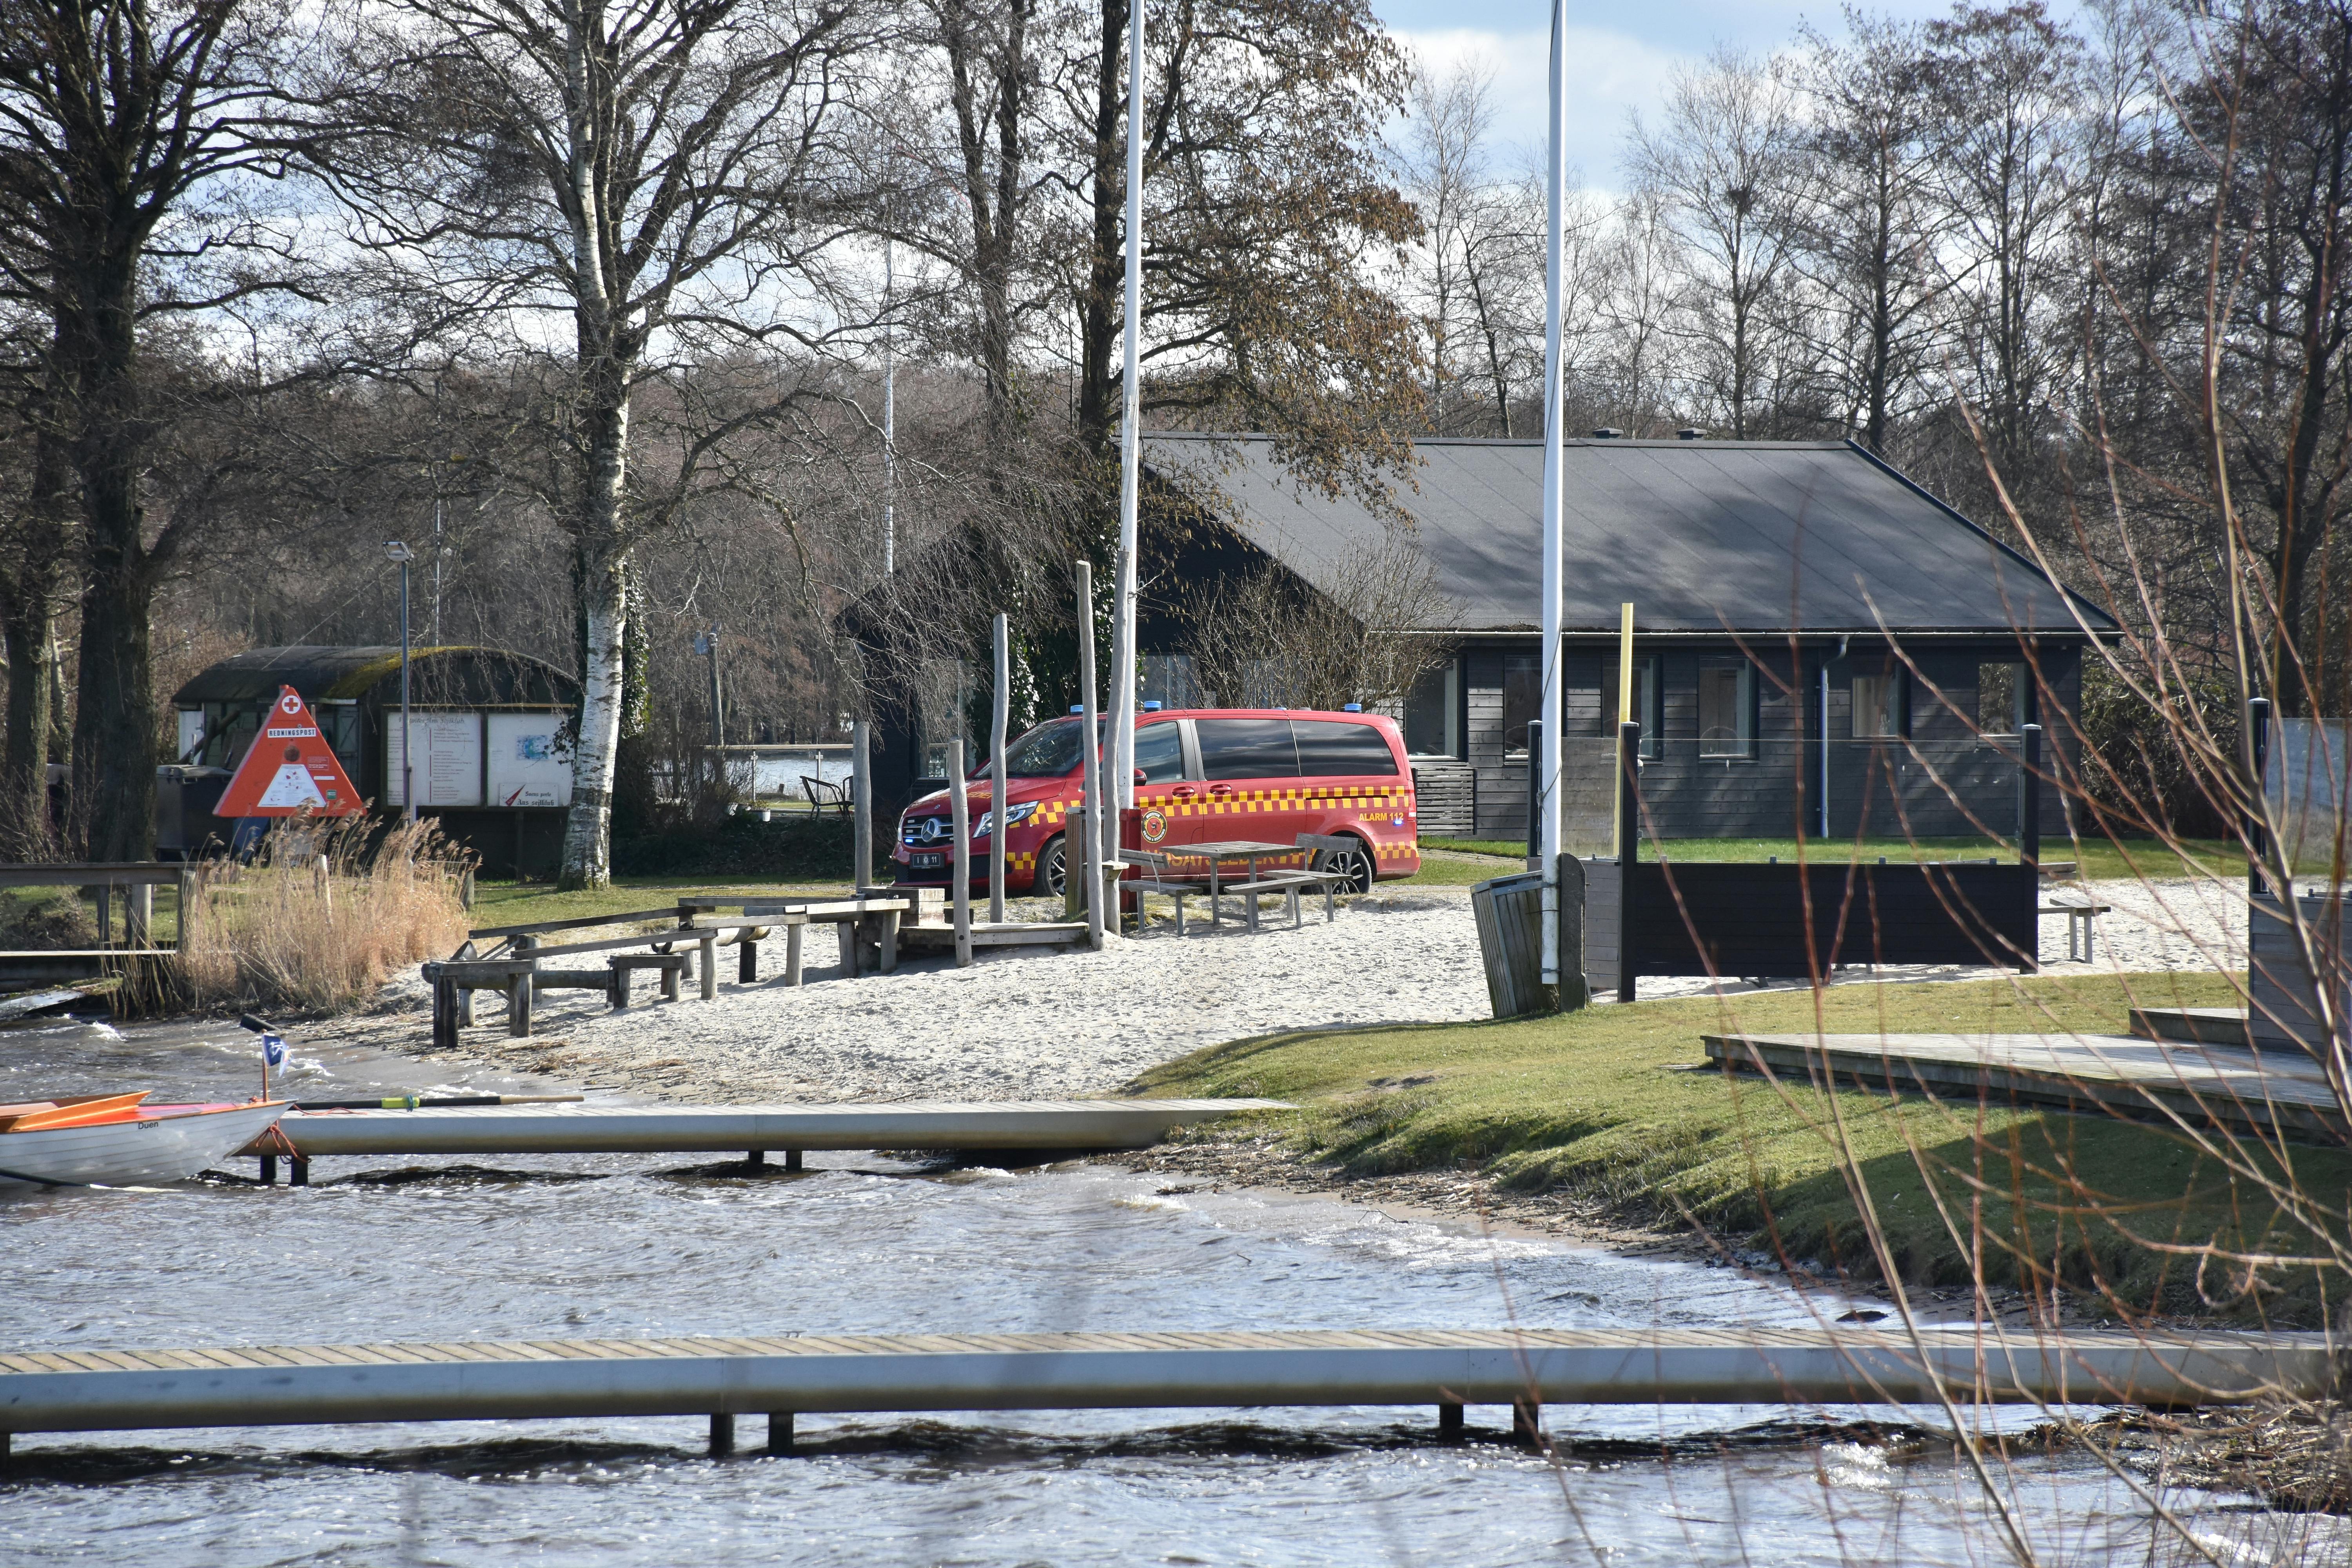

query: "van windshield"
left=970, top=717, right=1103, bottom=780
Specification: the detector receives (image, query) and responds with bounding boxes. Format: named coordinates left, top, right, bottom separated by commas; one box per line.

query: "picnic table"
left=1154, top=840, right=1342, bottom=933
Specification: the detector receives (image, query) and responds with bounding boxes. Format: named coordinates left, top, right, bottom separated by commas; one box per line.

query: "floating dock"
left=0, top=1327, right=2324, bottom=1452
left=254, top=1099, right=1288, bottom=1161
left=1705, top=1032, right=2345, bottom=1143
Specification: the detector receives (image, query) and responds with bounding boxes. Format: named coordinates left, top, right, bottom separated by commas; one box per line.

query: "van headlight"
left=973, top=802, right=1039, bottom=839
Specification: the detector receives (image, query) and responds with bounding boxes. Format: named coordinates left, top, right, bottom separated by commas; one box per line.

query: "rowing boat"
left=0, top=1094, right=290, bottom=1188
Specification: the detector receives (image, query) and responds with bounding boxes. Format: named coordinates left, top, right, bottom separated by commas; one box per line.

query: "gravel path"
left=347, top=873, right=2247, bottom=1102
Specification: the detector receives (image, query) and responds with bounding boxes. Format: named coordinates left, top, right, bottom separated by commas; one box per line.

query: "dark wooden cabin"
left=1138, top=433, right=2118, bottom=846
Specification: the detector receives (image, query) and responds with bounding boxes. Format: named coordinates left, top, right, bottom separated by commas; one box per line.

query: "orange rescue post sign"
left=216, top=686, right=364, bottom=817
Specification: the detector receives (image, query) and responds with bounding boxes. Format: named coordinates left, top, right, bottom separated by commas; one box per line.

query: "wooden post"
left=1618, top=721, right=1640, bottom=1005
left=990, top=613, right=1010, bottom=923
left=259, top=1154, right=277, bottom=1186
left=1075, top=561, right=1107, bottom=950
left=1525, top=719, right=1542, bottom=869
left=128, top=880, right=153, bottom=949
left=1512, top=1396, right=1543, bottom=1450
left=784, top=1149, right=802, bottom=1171
left=785, top=922, right=804, bottom=985
left=2020, top=722, right=2043, bottom=873
left=879, top=907, right=898, bottom=973
left=739, top=931, right=758, bottom=984
left=837, top=918, right=857, bottom=978
left=2020, top=722, right=2043, bottom=975
left=949, top=739, right=973, bottom=966
left=290, top=1157, right=310, bottom=1187
left=94, top=884, right=113, bottom=949
left=174, top=870, right=196, bottom=954
left=709, top=1413, right=735, bottom=1456
left=766, top=1412, right=793, bottom=1455
left=506, top=971, right=532, bottom=1037
left=698, top=931, right=718, bottom=999
left=1438, top=1401, right=1464, bottom=1441
left=660, top=959, right=681, bottom=1002
left=430, top=968, right=457, bottom=1049
left=852, top=719, right=873, bottom=891
left=2248, top=696, right=2273, bottom=901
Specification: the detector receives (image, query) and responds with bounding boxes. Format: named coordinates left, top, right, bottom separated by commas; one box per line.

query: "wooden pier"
left=0, top=1327, right=2325, bottom=1454
left=251, top=1099, right=1288, bottom=1163
left=1705, top=1032, right=2345, bottom=1143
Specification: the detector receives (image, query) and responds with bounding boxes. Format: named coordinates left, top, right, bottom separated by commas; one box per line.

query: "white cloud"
left=1393, top=24, right=1685, bottom=192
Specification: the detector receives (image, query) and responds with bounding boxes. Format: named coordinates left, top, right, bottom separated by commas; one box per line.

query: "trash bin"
left=1470, top=860, right=1586, bottom=1019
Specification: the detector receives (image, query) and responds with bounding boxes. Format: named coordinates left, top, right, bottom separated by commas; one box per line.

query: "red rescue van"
left=891, top=707, right=1420, bottom=896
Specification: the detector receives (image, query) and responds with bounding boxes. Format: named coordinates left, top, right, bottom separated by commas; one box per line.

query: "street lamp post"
left=386, top=541, right=416, bottom=820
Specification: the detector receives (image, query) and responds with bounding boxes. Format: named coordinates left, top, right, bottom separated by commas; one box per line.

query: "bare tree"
left=1627, top=45, right=1810, bottom=439
left=1402, top=57, right=1495, bottom=433
left=332, top=0, right=881, bottom=887
left=1181, top=526, right=1456, bottom=712
left=1792, top=12, right=1948, bottom=454
left=0, top=0, right=320, bottom=860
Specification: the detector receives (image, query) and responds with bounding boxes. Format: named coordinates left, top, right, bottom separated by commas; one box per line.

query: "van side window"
left=1133, top=720, right=1186, bottom=783
left=1196, top=718, right=1300, bottom=779
left=1290, top=719, right=1396, bottom=777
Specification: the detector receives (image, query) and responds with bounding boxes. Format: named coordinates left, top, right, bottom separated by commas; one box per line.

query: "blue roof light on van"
left=1070, top=705, right=1083, bottom=714
left=1343, top=703, right=1362, bottom=712
left=1142, top=701, right=1162, bottom=711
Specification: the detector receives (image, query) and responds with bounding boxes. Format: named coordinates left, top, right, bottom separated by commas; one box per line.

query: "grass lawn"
left=1423, top=835, right=2244, bottom=884
left=1132, top=971, right=2347, bottom=1323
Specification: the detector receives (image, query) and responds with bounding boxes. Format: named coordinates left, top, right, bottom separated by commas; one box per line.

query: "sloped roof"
left=174, top=646, right=577, bottom=706
left=1142, top=434, right=2117, bottom=638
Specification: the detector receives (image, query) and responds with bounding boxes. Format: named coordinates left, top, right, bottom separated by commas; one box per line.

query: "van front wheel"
left=1314, top=837, right=1376, bottom=895
left=1032, top=835, right=1068, bottom=899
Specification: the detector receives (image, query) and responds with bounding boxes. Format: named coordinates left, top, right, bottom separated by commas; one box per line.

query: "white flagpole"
left=1109, top=0, right=1146, bottom=822
left=1537, top=0, right=1567, bottom=989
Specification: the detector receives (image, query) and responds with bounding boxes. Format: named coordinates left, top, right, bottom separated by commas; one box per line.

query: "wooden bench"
left=610, top=953, right=689, bottom=1006
left=711, top=895, right=913, bottom=978
left=424, top=958, right=537, bottom=1047
left=1118, top=850, right=1214, bottom=935
left=2041, top=899, right=2114, bottom=963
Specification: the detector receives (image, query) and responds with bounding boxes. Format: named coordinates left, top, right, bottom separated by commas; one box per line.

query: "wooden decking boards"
left=0, top=1327, right=2328, bottom=1437
left=1703, top=1031, right=2344, bottom=1142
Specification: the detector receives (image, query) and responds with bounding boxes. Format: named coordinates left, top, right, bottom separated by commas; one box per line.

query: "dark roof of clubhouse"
left=1142, top=433, right=2116, bottom=638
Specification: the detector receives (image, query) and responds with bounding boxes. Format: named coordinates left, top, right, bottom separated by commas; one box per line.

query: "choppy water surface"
left=0, top=1015, right=2341, bottom=1566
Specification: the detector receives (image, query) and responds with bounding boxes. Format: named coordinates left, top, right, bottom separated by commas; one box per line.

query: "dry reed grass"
left=176, top=818, right=471, bottom=1014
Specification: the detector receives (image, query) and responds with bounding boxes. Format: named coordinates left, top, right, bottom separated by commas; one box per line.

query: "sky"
left=1374, top=0, right=2084, bottom=189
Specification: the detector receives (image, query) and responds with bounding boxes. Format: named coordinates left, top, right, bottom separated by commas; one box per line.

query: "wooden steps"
left=2130, top=1006, right=2252, bottom=1049
left=895, top=920, right=1090, bottom=949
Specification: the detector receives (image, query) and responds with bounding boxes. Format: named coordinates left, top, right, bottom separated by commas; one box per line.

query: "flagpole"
left=1108, top=0, right=1146, bottom=831
left=1537, top=0, right=1567, bottom=991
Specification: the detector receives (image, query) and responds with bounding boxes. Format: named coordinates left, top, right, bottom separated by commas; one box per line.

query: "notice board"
left=387, top=712, right=485, bottom=808
left=487, top=712, right=573, bottom=807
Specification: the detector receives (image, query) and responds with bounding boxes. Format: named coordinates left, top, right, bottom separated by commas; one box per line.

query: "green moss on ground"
left=1131, top=972, right=2349, bottom=1324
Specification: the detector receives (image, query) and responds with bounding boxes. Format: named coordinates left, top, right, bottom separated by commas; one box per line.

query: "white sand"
left=366, top=875, right=2244, bottom=1102
left=456, top=888, right=1494, bottom=1102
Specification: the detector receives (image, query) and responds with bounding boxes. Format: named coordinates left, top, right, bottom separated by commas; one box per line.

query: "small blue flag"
left=261, top=1032, right=286, bottom=1069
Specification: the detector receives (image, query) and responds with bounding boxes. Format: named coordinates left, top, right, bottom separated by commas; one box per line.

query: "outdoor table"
left=1158, top=840, right=1299, bottom=930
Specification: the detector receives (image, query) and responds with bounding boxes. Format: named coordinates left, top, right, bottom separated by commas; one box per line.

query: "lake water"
left=0, top=1015, right=2343, bottom=1566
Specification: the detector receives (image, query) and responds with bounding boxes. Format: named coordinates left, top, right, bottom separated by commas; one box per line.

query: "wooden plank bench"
left=423, top=958, right=536, bottom=1047
left=1117, top=850, right=1214, bottom=935
left=2040, top=899, right=2113, bottom=963
left=611, top=953, right=689, bottom=1006
left=712, top=895, right=914, bottom=978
